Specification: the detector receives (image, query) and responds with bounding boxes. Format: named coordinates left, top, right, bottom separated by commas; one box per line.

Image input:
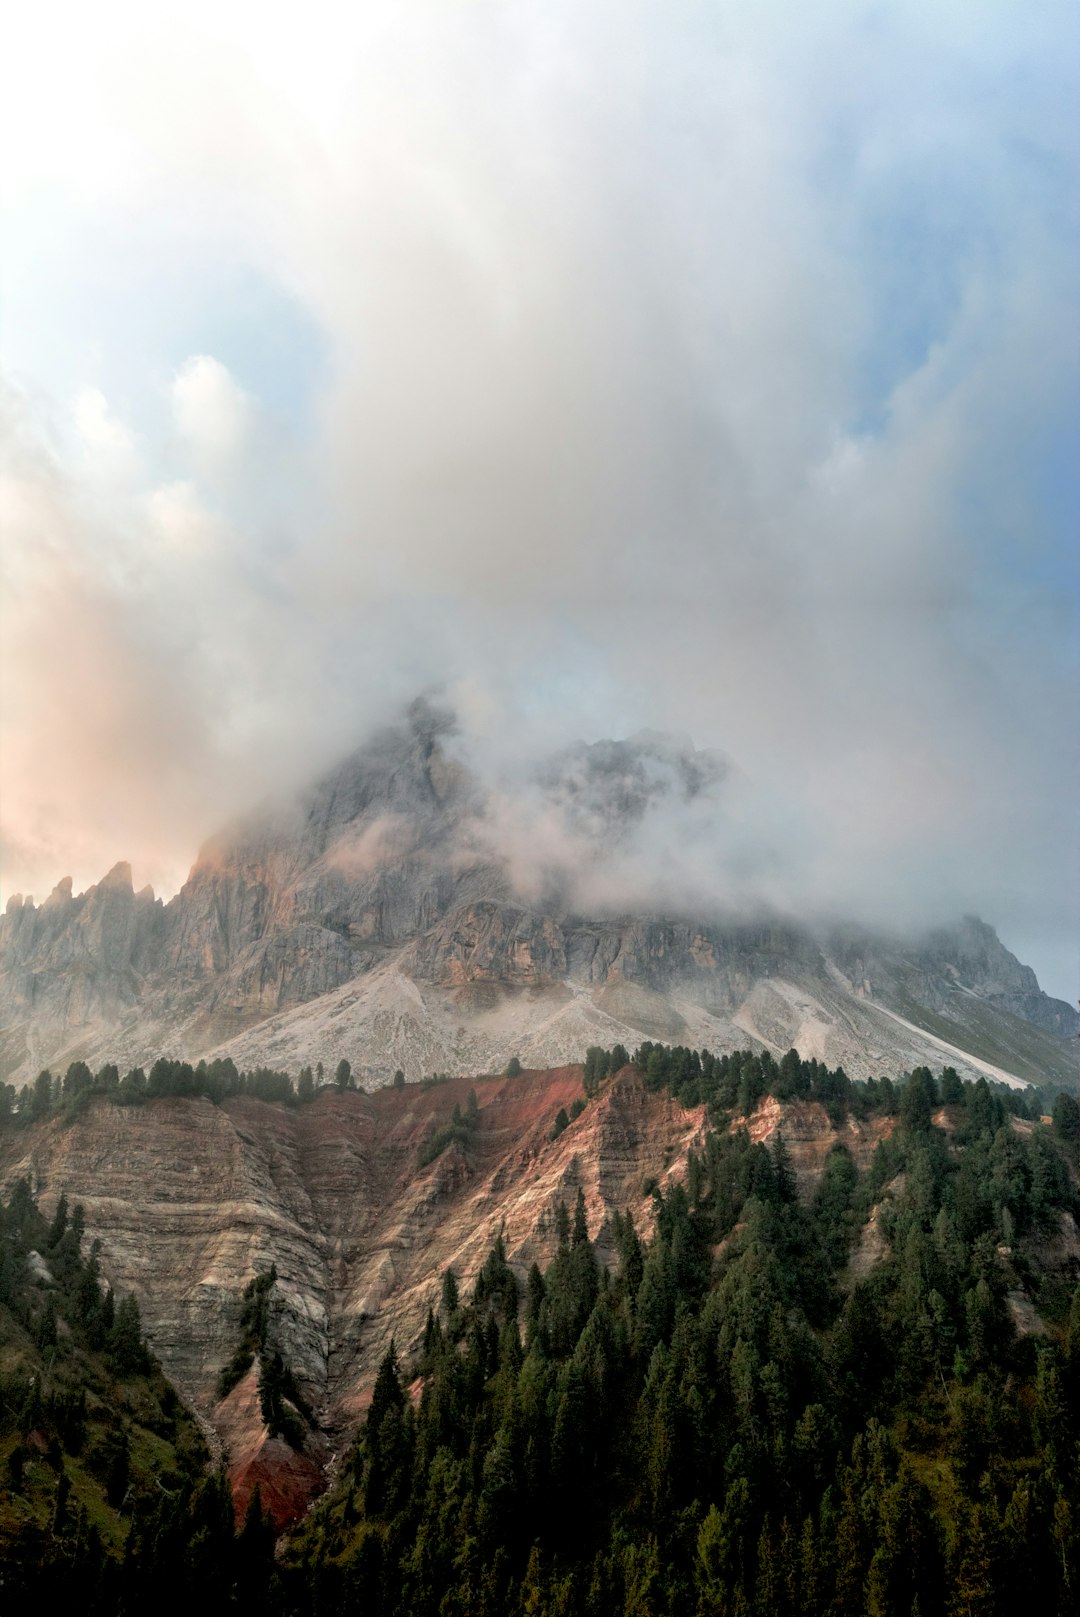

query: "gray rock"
left=1, top=706, right=1075, bottom=1088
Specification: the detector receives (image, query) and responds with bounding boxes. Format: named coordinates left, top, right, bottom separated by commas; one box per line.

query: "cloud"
left=72, top=388, right=138, bottom=484
left=0, top=372, right=323, bottom=902
left=171, top=355, right=254, bottom=470
left=0, top=2, right=1077, bottom=996
left=322, top=815, right=422, bottom=879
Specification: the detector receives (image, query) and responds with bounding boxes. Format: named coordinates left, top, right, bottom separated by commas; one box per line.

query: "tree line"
left=0, top=1049, right=541, bottom=1126
left=0, top=1057, right=316, bottom=1122
left=580, top=1040, right=1078, bottom=1140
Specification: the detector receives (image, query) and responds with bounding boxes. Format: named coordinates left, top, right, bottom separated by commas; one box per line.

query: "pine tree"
left=30, top=1068, right=53, bottom=1120
left=772, top=1133, right=798, bottom=1204
left=369, top=1340, right=404, bottom=1429
left=901, top=1068, right=937, bottom=1133
left=441, top=1268, right=460, bottom=1325
left=110, top=1293, right=146, bottom=1374
left=47, top=1192, right=69, bottom=1247
left=525, top=1263, right=546, bottom=1341
left=1052, top=1091, right=1079, bottom=1144
left=940, top=1067, right=964, bottom=1106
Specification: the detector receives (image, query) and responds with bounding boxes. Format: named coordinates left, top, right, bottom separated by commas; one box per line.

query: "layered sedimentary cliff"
left=0, top=1070, right=702, bottom=1412
left=0, top=1066, right=733, bottom=1517
left=0, top=1065, right=904, bottom=1522
left=5, top=1066, right=1072, bottom=1529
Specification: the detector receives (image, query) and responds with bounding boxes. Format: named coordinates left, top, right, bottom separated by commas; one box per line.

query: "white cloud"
left=72, top=387, right=138, bottom=483
left=171, top=355, right=253, bottom=470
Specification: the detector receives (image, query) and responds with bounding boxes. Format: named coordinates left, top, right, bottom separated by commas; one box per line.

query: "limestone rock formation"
left=1, top=703, right=1076, bottom=1088
left=0, top=865, right=166, bottom=1076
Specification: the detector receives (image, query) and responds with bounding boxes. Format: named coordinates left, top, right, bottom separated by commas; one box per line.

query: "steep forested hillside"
left=0, top=1182, right=276, bottom=1613
left=280, top=1063, right=1079, bottom=1616
left=2, top=1051, right=1078, bottom=1615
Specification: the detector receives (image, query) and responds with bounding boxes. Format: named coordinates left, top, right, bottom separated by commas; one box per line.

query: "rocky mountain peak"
left=535, top=730, right=729, bottom=850
left=187, top=697, right=468, bottom=880
left=43, top=876, right=75, bottom=909
left=0, top=705, right=1076, bottom=1089
left=97, top=860, right=134, bottom=891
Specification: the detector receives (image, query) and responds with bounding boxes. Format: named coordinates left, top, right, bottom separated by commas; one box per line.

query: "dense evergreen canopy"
left=281, top=1064, right=1079, bottom=1616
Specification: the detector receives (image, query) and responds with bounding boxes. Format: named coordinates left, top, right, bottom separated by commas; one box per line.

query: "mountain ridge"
left=1, top=706, right=1076, bottom=1089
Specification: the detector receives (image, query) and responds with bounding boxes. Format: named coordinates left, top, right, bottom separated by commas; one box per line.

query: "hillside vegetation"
left=1, top=1047, right=1077, bottom=1614
left=0, top=1181, right=276, bottom=1612
left=278, top=1059, right=1079, bottom=1616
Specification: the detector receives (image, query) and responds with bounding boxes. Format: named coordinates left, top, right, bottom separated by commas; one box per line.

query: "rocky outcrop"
left=0, top=866, right=165, bottom=1074
left=410, top=902, right=568, bottom=988
left=154, top=697, right=499, bottom=1019
left=737, top=1092, right=894, bottom=1192
left=827, top=915, right=1076, bottom=1033
left=918, top=915, right=1077, bottom=1037
left=826, top=923, right=1079, bottom=1088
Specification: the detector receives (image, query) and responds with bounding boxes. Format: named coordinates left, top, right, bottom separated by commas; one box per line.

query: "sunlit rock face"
left=0, top=703, right=1076, bottom=1088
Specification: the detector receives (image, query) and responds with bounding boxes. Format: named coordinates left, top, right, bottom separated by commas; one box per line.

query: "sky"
left=1, top=0, right=1077, bottom=999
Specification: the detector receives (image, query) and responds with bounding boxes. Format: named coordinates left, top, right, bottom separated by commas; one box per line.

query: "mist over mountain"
left=1, top=701, right=1075, bottom=1093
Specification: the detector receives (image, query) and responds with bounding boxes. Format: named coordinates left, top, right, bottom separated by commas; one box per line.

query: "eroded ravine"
left=0, top=1067, right=895, bottom=1523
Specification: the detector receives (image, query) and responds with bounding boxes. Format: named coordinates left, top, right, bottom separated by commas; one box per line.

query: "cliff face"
left=150, top=702, right=503, bottom=1034
left=0, top=1067, right=895, bottom=1524
left=0, top=1071, right=704, bottom=1416
left=1, top=706, right=1075, bottom=1089
left=0, top=865, right=166, bottom=1076
left=0, top=1068, right=709, bottom=1517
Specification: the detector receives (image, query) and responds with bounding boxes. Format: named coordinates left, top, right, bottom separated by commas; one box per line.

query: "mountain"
left=1, top=700, right=1076, bottom=1091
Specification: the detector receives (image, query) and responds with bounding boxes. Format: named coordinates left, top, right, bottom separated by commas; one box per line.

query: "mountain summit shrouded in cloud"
left=0, top=1, right=1077, bottom=998
left=1, top=698, right=1077, bottom=1091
